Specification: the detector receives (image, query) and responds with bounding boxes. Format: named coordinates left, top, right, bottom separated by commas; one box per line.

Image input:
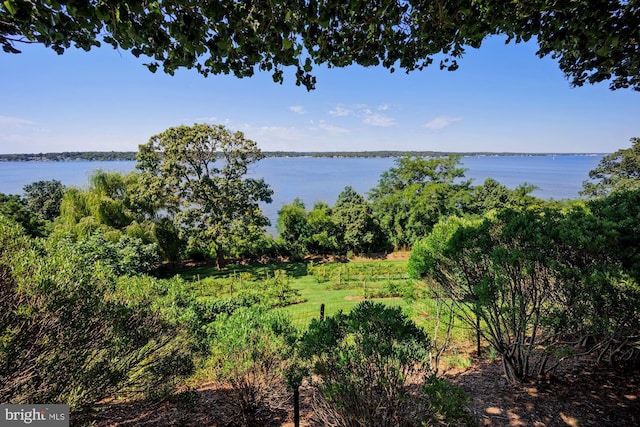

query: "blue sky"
left=1, top=36, right=638, bottom=154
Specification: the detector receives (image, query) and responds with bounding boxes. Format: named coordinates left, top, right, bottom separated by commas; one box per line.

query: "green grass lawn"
left=166, top=258, right=468, bottom=335
left=164, top=257, right=479, bottom=372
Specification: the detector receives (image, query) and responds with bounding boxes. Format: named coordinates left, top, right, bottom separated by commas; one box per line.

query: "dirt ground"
left=444, top=356, right=640, bottom=426
left=83, top=354, right=639, bottom=427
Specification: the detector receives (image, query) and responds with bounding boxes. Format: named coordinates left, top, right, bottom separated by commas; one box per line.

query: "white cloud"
left=362, top=111, right=397, bottom=127
left=0, top=115, right=35, bottom=128
left=242, top=124, right=308, bottom=142
left=423, top=115, right=463, bottom=130
left=318, top=121, right=350, bottom=134
left=289, top=105, right=306, bottom=115
left=328, top=106, right=351, bottom=117
left=0, top=116, right=40, bottom=150
left=195, top=116, right=218, bottom=123
left=328, top=104, right=397, bottom=127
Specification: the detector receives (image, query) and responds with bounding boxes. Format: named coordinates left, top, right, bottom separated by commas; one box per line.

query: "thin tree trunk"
left=214, top=242, right=226, bottom=268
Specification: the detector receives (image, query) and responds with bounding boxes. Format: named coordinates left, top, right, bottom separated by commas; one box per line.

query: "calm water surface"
left=0, top=155, right=604, bottom=227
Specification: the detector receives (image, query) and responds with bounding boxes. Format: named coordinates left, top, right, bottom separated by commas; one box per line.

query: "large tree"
left=2, top=1, right=638, bottom=91
left=581, top=137, right=640, bottom=198
left=332, top=186, right=385, bottom=254
left=136, top=123, right=273, bottom=267
left=22, top=179, right=66, bottom=221
left=276, top=198, right=310, bottom=258
left=369, top=155, right=471, bottom=248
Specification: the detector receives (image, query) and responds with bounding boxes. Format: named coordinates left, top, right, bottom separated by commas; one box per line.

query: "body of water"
left=0, top=155, right=604, bottom=228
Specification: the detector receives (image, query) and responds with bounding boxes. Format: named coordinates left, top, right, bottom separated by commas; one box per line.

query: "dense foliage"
left=277, top=187, right=387, bottom=258
left=0, top=192, right=48, bottom=237
left=3, top=1, right=639, bottom=90
left=369, top=155, right=472, bottom=248
left=22, top=179, right=66, bottom=221
left=409, top=196, right=640, bottom=382
left=49, top=170, right=174, bottom=266
left=581, top=137, right=640, bottom=198
left=0, top=216, right=197, bottom=407
left=298, top=301, right=470, bottom=426
left=136, top=123, right=273, bottom=267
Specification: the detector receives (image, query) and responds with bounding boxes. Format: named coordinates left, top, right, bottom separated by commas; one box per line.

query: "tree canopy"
left=2, top=1, right=638, bottom=90
left=136, top=123, right=273, bottom=267
left=581, top=137, right=640, bottom=198
left=22, top=179, right=66, bottom=221
left=369, top=155, right=472, bottom=248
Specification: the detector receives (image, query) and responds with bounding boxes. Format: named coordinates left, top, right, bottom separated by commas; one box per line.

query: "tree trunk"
left=214, top=242, right=226, bottom=268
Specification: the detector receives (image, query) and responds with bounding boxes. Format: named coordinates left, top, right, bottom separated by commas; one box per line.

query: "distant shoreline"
left=0, top=151, right=608, bottom=162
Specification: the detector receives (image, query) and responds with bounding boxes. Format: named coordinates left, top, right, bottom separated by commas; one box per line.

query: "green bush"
left=298, top=301, right=469, bottom=426
left=208, top=306, right=298, bottom=426
left=0, top=216, right=197, bottom=409
left=51, top=232, right=161, bottom=276
left=263, top=269, right=303, bottom=307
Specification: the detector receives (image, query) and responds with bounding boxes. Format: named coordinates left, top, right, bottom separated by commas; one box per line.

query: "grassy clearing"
left=165, top=259, right=472, bottom=345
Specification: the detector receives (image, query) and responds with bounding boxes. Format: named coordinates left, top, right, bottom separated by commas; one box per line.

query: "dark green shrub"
left=299, top=301, right=469, bottom=426
left=0, top=193, right=48, bottom=237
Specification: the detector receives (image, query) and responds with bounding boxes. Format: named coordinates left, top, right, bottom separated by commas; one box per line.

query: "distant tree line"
left=0, top=150, right=605, bottom=162
left=0, top=151, right=138, bottom=161
left=261, top=151, right=574, bottom=158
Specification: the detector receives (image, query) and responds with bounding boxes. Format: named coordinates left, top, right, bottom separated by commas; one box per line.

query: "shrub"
left=208, top=306, right=298, bottom=426
left=51, top=233, right=161, bottom=276
left=0, top=216, right=196, bottom=408
left=298, top=301, right=469, bottom=426
left=264, top=269, right=303, bottom=307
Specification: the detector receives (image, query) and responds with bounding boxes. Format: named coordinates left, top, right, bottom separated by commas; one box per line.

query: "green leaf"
left=3, top=0, right=16, bottom=14
left=303, top=57, right=312, bottom=72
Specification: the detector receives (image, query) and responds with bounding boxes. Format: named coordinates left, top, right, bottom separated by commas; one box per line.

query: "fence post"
left=476, top=314, right=482, bottom=356
left=320, top=303, right=325, bottom=321
left=294, top=382, right=300, bottom=427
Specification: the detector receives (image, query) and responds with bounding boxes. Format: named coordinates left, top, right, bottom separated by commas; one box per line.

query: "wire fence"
left=285, top=303, right=326, bottom=329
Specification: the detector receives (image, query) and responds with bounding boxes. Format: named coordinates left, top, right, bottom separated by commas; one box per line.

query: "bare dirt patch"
left=444, top=356, right=640, bottom=426
left=350, top=250, right=411, bottom=262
